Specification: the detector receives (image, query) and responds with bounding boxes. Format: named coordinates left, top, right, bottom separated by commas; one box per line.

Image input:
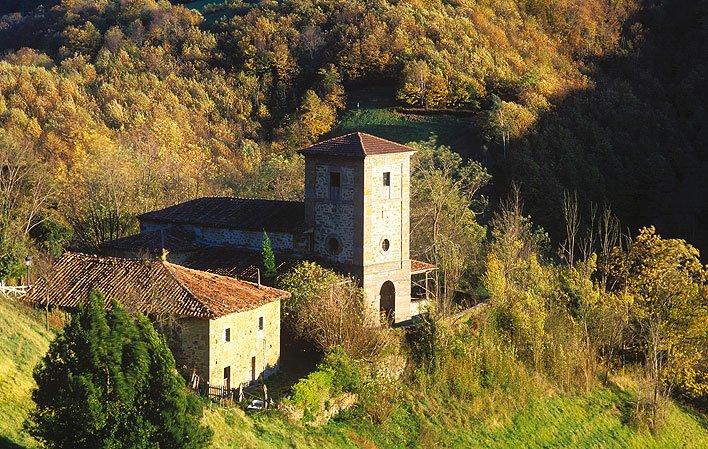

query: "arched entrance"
left=379, top=281, right=396, bottom=320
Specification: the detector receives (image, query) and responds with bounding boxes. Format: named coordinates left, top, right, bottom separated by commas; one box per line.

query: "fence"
left=0, top=285, right=28, bottom=297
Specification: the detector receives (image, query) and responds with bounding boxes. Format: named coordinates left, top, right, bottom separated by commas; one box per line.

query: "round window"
left=381, top=238, right=390, bottom=252
left=327, top=236, right=341, bottom=255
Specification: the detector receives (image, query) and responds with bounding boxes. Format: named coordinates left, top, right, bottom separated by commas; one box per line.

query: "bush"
left=290, top=368, right=335, bottom=420
left=321, top=347, right=362, bottom=395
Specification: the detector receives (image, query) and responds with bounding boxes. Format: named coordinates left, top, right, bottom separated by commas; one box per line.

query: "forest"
left=0, top=0, right=706, bottom=447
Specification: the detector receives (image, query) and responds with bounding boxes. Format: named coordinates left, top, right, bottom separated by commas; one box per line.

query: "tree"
left=298, top=281, right=393, bottom=360
left=410, top=140, right=490, bottom=313
left=0, top=138, right=53, bottom=280
left=134, top=316, right=213, bottom=449
left=26, top=290, right=212, bottom=448
left=298, top=90, right=336, bottom=143
left=611, top=227, right=707, bottom=426
left=262, top=231, right=276, bottom=281
left=278, top=261, right=339, bottom=324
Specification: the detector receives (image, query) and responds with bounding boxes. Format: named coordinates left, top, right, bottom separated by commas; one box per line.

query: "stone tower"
left=300, top=132, right=415, bottom=323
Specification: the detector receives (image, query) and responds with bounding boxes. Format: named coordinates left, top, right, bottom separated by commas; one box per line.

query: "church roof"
left=102, top=227, right=200, bottom=253
left=24, top=252, right=288, bottom=319
left=299, top=132, right=416, bottom=157
left=138, top=197, right=304, bottom=233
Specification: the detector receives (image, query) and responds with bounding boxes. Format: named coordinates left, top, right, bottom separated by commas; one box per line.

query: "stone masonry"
left=303, top=141, right=415, bottom=323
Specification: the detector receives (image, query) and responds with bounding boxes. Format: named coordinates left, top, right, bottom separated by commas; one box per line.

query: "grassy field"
left=1, top=295, right=706, bottom=448
left=0, top=296, right=56, bottom=448
left=333, top=86, right=484, bottom=160
left=184, top=0, right=225, bottom=11
left=203, top=386, right=708, bottom=449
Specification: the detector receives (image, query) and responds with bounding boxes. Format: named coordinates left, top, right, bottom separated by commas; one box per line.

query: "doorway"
left=379, top=281, right=395, bottom=320
left=223, top=366, right=230, bottom=390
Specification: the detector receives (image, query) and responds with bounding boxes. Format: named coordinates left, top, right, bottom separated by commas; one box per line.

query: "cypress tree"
left=135, top=315, right=213, bottom=449
left=262, top=231, right=277, bottom=281
left=26, top=290, right=143, bottom=448
left=26, top=290, right=211, bottom=448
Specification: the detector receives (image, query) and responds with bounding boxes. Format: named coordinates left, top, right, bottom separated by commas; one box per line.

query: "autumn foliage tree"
left=609, top=227, right=707, bottom=423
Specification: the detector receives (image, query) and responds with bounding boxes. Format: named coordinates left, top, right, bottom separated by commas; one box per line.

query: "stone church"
left=104, top=132, right=435, bottom=323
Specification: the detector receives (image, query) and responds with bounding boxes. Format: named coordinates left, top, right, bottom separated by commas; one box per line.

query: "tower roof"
left=299, top=132, right=416, bottom=157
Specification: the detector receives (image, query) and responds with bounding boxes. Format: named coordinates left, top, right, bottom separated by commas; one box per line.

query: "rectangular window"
left=329, top=171, right=341, bottom=200
left=383, top=172, right=391, bottom=187
left=224, top=327, right=230, bottom=342
left=258, top=316, right=264, bottom=330
left=251, top=357, right=257, bottom=382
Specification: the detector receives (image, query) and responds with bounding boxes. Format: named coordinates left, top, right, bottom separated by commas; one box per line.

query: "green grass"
left=203, top=386, right=708, bottom=449
left=334, top=86, right=483, bottom=159
left=0, top=296, right=56, bottom=448
left=445, top=388, right=708, bottom=448
left=184, top=0, right=225, bottom=11
left=1, top=295, right=706, bottom=448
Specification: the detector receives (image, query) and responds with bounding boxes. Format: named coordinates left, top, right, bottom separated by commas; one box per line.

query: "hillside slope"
left=0, top=299, right=706, bottom=448
left=0, top=297, right=55, bottom=448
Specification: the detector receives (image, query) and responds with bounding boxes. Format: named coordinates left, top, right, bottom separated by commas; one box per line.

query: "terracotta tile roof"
left=24, top=252, right=288, bottom=318
left=102, top=227, right=200, bottom=253
left=299, top=132, right=416, bottom=157
left=138, top=197, right=304, bottom=233
left=411, top=259, right=436, bottom=274
left=180, top=247, right=298, bottom=281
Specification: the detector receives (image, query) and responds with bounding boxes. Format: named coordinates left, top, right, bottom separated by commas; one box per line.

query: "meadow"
left=2, top=295, right=705, bottom=449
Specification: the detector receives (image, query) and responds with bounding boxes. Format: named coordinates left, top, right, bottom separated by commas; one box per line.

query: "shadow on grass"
left=0, top=436, right=25, bottom=449
left=675, top=402, right=708, bottom=431
left=604, top=380, right=637, bottom=427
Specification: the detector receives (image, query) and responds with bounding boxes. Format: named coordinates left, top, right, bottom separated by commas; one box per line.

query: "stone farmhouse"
left=25, top=252, right=287, bottom=389
left=103, top=132, right=436, bottom=323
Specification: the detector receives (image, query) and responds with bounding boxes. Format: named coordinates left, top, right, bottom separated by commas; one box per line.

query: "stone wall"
left=362, top=152, right=413, bottom=323
left=304, top=156, right=364, bottom=266
left=206, top=299, right=281, bottom=387
left=164, top=317, right=210, bottom=381
left=140, top=221, right=293, bottom=251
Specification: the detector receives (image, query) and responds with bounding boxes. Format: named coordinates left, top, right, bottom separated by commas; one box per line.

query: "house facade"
left=25, top=252, right=287, bottom=388
left=103, top=132, right=436, bottom=323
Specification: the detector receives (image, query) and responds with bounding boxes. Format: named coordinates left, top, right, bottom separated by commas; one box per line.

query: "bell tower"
left=301, top=132, right=415, bottom=323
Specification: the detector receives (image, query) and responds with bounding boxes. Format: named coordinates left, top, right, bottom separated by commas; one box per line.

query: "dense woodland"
left=0, top=0, right=706, bottom=446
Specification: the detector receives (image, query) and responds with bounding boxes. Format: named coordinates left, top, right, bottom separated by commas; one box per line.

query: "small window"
left=383, top=172, right=391, bottom=187
left=381, top=239, right=390, bottom=252
left=327, top=236, right=341, bottom=255
left=329, top=171, right=341, bottom=200
left=224, top=328, right=231, bottom=342
left=258, top=316, right=264, bottom=330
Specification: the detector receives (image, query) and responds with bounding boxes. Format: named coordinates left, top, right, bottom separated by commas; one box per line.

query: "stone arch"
left=379, top=281, right=396, bottom=320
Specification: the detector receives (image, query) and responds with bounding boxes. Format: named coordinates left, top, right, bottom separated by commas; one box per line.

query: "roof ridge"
left=145, top=196, right=304, bottom=204
left=160, top=262, right=216, bottom=319
left=62, top=251, right=154, bottom=266
left=358, top=132, right=417, bottom=151
left=355, top=132, right=366, bottom=153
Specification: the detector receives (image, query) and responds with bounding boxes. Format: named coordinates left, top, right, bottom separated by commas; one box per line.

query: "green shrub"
left=321, top=347, right=362, bottom=395
left=290, top=368, right=335, bottom=419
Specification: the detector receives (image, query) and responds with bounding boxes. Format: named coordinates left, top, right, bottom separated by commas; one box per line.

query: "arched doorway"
left=379, top=281, right=396, bottom=320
